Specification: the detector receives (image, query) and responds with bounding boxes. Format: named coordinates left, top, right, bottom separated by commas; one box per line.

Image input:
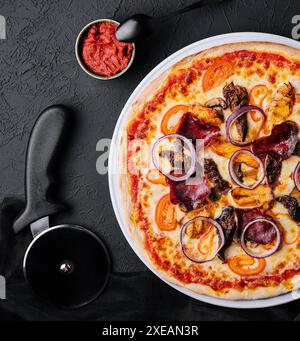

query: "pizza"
left=120, top=42, right=300, bottom=300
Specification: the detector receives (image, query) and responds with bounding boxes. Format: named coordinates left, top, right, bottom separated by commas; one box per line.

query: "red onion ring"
left=240, top=218, right=281, bottom=258
left=293, top=161, right=300, bottom=192
left=152, top=134, right=196, bottom=182
left=180, top=216, right=225, bottom=263
left=228, top=149, right=265, bottom=190
left=225, top=105, right=266, bottom=147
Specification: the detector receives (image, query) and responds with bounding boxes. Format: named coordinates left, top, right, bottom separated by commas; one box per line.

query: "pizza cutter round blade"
left=24, top=225, right=110, bottom=308
left=13, top=105, right=110, bottom=308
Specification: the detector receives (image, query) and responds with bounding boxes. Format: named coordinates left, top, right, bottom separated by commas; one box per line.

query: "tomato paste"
left=82, top=22, right=133, bottom=77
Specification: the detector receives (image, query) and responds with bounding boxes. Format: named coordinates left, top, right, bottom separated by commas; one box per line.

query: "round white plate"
left=108, top=32, right=300, bottom=309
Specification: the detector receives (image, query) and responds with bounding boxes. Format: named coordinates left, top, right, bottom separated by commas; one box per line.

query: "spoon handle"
left=167, top=0, right=225, bottom=17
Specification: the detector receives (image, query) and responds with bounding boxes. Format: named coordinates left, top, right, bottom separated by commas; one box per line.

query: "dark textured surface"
left=4, top=271, right=300, bottom=321
left=0, top=0, right=300, bottom=320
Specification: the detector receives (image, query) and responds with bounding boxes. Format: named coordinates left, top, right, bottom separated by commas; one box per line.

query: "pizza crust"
left=119, top=41, right=300, bottom=301
left=197, top=41, right=300, bottom=60
left=130, top=42, right=300, bottom=118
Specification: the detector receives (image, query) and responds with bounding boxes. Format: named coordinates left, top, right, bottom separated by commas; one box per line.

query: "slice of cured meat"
left=169, top=176, right=210, bottom=211
left=236, top=208, right=277, bottom=244
left=252, top=121, right=298, bottom=160
left=177, top=113, right=220, bottom=147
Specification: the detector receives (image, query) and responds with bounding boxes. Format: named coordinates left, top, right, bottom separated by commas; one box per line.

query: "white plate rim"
left=108, top=32, right=300, bottom=309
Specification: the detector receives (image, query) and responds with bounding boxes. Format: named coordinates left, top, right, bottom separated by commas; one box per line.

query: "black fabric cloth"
left=1, top=198, right=300, bottom=321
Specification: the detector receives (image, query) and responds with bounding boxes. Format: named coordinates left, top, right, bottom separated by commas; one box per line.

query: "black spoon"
left=116, top=0, right=225, bottom=43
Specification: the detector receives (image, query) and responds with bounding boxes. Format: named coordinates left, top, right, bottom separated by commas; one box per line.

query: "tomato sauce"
left=82, top=22, right=133, bottom=77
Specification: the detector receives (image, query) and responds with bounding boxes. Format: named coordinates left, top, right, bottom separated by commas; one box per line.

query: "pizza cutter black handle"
left=13, top=105, right=69, bottom=233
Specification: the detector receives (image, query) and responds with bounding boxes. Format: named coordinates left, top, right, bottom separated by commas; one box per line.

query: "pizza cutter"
left=13, top=105, right=110, bottom=308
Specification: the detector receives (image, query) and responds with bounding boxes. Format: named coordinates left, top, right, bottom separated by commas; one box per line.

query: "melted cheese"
left=274, top=156, right=300, bottom=197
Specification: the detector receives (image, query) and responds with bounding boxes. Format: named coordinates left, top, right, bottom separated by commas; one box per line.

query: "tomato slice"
left=228, top=254, right=266, bottom=276
left=146, top=169, right=167, bottom=186
left=202, top=60, right=233, bottom=93
left=155, top=194, right=177, bottom=231
left=249, top=85, right=268, bottom=121
left=161, top=105, right=188, bottom=135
